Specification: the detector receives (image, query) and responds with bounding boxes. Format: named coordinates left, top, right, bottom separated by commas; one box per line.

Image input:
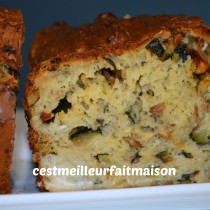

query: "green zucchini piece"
left=191, top=130, right=209, bottom=145
left=156, top=151, right=173, bottom=163
left=70, top=126, right=102, bottom=141
left=104, top=57, right=117, bottom=70
left=94, top=153, right=110, bottom=163
left=125, top=111, right=136, bottom=124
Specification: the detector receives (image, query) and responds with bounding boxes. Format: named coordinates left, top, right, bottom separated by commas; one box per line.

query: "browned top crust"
left=0, top=8, right=25, bottom=70
left=29, top=13, right=210, bottom=69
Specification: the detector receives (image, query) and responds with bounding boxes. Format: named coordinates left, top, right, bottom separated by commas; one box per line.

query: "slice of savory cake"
left=0, top=8, right=24, bottom=193
left=25, top=14, right=210, bottom=191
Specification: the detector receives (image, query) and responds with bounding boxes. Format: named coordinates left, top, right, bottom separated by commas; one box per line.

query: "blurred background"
left=1, top=0, right=210, bottom=108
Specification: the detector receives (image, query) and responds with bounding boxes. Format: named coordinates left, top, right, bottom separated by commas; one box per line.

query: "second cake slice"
left=0, top=8, right=24, bottom=193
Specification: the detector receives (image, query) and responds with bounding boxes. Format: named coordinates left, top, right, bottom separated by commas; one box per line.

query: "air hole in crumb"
left=42, top=97, right=72, bottom=124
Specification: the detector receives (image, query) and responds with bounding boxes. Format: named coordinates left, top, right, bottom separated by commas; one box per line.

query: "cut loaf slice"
left=25, top=14, right=210, bottom=191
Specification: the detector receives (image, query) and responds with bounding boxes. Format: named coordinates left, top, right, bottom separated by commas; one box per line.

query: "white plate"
left=0, top=110, right=210, bottom=210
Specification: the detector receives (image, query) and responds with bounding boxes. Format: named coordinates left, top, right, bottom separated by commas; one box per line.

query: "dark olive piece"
left=179, top=151, right=193, bottom=158
left=131, top=153, right=142, bottom=164
left=177, top=171, right=199, bottom=183
left=96, top=118, right=104, bottom=125
left=174, top=45, right=189, bottom=62
left=146, top=38, right=165, bottom=57
left=3, top=45, right=16, bottom=53
left=93, top=180, right=103, bottom=185
left=49, top=57, right=61, bottom=71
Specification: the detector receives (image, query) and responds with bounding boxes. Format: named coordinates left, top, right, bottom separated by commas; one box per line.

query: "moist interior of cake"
left=28, top=34, right=210, bottom=190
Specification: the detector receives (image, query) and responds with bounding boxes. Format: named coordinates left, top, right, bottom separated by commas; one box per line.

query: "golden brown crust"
left=0, top=90, right=16, bottom=194
left=0, top=8, right=25, bottom=70
left=28, top=14, right=210, bottom=70
left=0, top=8, right=24, bottom=194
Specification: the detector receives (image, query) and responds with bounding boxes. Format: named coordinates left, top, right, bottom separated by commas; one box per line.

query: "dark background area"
left=1, top=0, right=210, bottom=108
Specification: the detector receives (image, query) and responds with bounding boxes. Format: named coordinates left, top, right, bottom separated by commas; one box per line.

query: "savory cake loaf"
left=0, top=8, right=24, bottom=193
left=25, top=14, right=210, bottom=191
